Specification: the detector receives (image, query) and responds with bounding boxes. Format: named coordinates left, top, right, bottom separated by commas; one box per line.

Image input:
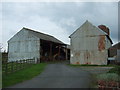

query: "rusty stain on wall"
left=75, top=52, right=80, bottom=56
left=76, top=62, right=80, bottom=64
left=69, top=21, right=112, bottom=65
left=86, top=35, right=95, bottom=37
left=85, top=62, right=91, bottom=64
left=84, top=51, right=90, bottom=59
left=98, top=36, right=105, bottom=51
left=84, top=51, right=91, bottom=64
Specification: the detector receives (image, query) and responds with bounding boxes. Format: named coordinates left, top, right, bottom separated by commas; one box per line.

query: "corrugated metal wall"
left=70, top=36, right=109, bottom=65
left=117, top=50, right=120, bottom=62
left=70, top=21, right=112, bottom=65
left=8, top=29, right=40, bottom=61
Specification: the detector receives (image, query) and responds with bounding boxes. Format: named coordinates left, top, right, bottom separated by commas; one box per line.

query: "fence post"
left=20, top=60, right=22, bottom=69
left=25, top=59, right=27, bottom=67
left=17, top=60, right=19, bottom=70
left=22, top=60, right=24, bottom=68
left=30, top=59, right=32, bottom=64
left=30, top=59, right=31, bottom=64
left=23, top=60, right=25, bottom=68
left=32, top=59, right=35, bottom=64
left=11, top=61, right=14, bottom=73
left=15, top=60, right=18, bottom=71
left=34, top=58, right=35, bottom=64
left=5, top=62, right=8, bottom=75
left=22, top=60, right=23, bottom=69
left=26, top=59, right=28, bottom=66
left=27, top=59, right=29, bottom=66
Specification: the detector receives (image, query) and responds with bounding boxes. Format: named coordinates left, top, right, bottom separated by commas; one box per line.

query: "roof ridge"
left=23, top=27, right=54, bottom=37
left=23, top=27, right=64, bottom=44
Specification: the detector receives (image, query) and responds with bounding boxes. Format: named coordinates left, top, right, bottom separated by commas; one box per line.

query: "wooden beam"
left=49, top=43, right=52, bottom=60
left=58, top=45, right=60, bottom=60
left=65, top=45, right=68, bottom=60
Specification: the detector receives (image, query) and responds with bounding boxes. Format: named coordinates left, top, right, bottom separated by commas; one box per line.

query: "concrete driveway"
left=9, top=63, right=92, bottom=88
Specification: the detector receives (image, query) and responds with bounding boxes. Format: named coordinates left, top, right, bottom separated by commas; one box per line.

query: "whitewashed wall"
left=8, top=29, right=40, bottom=62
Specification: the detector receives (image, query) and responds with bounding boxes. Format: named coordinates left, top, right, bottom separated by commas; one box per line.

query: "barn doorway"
left=40, top=39, right=69, bottom=62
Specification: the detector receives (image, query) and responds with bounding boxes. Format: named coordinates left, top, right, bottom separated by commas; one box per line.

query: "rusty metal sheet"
left=76, top=62, right=80, bottom=64
left=98, top=36, right=105, bottom=51
left=70, top=49, right=108, bottom=65
left=75, top=52, right=80, bottom=57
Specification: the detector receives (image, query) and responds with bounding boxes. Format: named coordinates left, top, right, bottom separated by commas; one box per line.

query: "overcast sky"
left=1, top=2, right=118, bottom=51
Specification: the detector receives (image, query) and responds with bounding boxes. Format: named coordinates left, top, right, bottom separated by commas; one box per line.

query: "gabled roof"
left=23, top=27, right=65, bottom=45
left=110, top=42, right=120, bottom=49
left=69, top=20, right=113, bottom=44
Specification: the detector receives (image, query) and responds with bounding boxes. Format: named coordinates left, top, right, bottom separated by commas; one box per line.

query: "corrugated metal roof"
left=69, top=20, right=113, bottom=44
left=23, top=27, right=65, bottom=44
left=110, top=42, right=120, bottom=49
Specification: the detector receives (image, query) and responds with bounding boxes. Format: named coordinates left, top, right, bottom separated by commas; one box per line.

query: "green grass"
left=89, top=73, right=98, bottom=88
left=2, top=63, right=47, bottom=88
left=68, top=64, right=116, bottom=67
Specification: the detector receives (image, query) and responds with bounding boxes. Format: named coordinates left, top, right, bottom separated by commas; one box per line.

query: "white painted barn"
left=8, top=27, right=69, bottom=62
left=69, top=20, right=113, bottom=65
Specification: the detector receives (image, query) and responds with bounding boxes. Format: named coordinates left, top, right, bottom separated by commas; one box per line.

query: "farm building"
left=8, top=27, right=70, bottom=62
left=69, top=20, right=113, bottom=65
left=109, top=42, right=120, bottom=63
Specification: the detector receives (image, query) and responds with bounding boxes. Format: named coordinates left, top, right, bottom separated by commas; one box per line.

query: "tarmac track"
left=9, top=63, right=92, bottom=88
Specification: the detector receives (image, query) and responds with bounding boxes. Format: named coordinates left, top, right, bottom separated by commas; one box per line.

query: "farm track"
left=8, top=63, right=92, bottom=88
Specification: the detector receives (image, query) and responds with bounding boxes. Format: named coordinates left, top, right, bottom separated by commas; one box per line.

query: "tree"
left=0, top=43, right=3, bottom=52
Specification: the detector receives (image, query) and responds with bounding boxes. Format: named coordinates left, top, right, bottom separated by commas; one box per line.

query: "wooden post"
left=16, top=60, right=17, bottom=71
left=65, top=45, right=68, bottom=60
left=23, top=60, right=25, bottom=68
left=49, top=43, right=52, bottom=61
left=25, top=59, right=27, bottom=66
left=11, top=61, right=13, bottom=73
left=5, top=62, right=8, bottom=75
left=20, top=60, right=22, bottom=69
left=58, top=45, right=61, bottom=60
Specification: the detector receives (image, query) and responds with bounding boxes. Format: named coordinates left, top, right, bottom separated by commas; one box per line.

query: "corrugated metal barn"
left=8, top=27, right=70, bottom=62
left=109, top=42, right=120, bottom=63
left=69, top=20, right=113, bottom=65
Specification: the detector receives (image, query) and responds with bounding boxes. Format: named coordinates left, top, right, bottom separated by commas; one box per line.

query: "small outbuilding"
left=69, top=20, right=113, bottom=65
left=8, top=27, right=70, bottom=62
left=109, top=42, right=120, bottom=63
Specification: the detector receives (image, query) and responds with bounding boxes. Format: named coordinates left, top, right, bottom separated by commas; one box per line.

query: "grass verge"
left=107, top=66, right=120, bottom=75
left=68, top=64, right=116, bottom=67
left=89, top=73, right=98, bottom=88
left=2, top=63, right=47, bottom=88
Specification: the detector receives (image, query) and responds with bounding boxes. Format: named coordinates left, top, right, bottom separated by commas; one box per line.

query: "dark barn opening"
left=40, top=39, right=69, bottom=62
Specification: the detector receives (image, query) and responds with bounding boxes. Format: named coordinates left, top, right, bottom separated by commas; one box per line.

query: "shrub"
left=97, top=73, right=119, bottom=82
left=108, top=66, right=120, bottom=75
left=97, top=73, right=120, bottom=87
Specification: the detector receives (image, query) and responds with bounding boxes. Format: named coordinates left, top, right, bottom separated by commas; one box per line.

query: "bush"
left=97, top=73, right=120, bottom=82
left=97, top=73, right=120, bottom=87
left=108, top=66, right=120, bottom=75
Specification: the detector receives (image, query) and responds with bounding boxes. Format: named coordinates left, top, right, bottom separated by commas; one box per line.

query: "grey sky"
left=1, top=2, right=118, bottom=51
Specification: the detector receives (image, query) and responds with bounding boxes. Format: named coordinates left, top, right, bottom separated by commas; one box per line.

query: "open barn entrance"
left=40, top=39, right=69, bottom=62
